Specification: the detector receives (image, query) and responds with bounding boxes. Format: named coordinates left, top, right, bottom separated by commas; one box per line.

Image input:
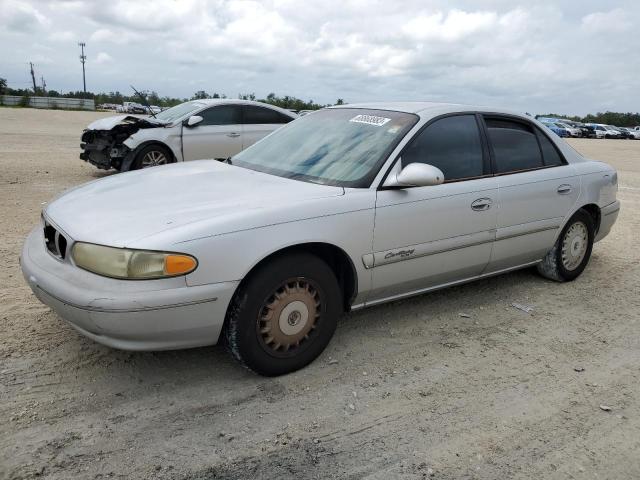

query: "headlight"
left=72, top=242, right=197, bottom=279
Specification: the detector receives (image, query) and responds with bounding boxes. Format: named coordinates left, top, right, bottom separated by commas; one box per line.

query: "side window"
left=243, top=106, right=286, bottom=124
left=198, top=105, right=241, bottom=126
left=536, top=128, right=565, bottom=167
left=485, top=118, right=543, bottom=173
left=401, top=115, right=485, bottom=181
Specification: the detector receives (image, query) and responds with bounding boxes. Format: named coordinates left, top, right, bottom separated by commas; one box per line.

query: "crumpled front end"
left=79, top=116, right=167, bottom=171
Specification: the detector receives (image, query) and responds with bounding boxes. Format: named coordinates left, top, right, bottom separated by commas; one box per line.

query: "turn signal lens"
left=165, top=255, right=197, bottom=276
left=72, top=242, right=198, bottom=279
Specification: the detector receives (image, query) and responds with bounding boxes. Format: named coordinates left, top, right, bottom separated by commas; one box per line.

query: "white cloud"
left=582, top=8, right=632, bottom=33
left=0, top=0, right=50, bottom=31
left=0, top=0, right=638, bottom=115
left=94, top=52, right=113, bottom=64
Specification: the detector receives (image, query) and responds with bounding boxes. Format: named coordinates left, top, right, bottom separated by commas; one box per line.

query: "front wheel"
left=132, top=144, right=173, bottom=170
left=537, top=210, right=595, bottom=282
left=223, top=252, right=342, bottom=376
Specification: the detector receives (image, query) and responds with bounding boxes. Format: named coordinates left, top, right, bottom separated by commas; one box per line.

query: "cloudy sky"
left=1, top=0, right=638, bottom=115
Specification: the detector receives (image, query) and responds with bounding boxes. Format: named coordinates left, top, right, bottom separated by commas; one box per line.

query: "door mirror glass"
left=185, top=115, right=203, bottom=127
left=385, top=162, right=444, bottom=188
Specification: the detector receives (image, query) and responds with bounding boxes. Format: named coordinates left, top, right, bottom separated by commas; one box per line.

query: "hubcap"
left=561, top=221, right=588, bottom=271
left=141, top=150, right=168, bottom=168
left=258, top=278, right=321, bottom=354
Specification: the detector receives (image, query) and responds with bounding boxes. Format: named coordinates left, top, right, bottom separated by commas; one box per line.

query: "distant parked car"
left=619, top=127, right=640, bottom=139
left=587, top=124, right=621, bottom=139
left=555, top=122, right=582, bottom=137
left=80, top=99, right=297, bottom=171
left=578, top=124, right=597, bottom=138
left=611, top=126, right=634, bottom=139
left=542, top=122, right=570, bottom=137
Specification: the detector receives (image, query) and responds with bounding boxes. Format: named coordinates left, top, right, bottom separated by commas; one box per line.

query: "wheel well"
left=123, top=141, right=175, bottom=171
left=237, top=243, right=358, bottom=312
left=135, top=141, right=175, bottom=161
left=580, top=204, right=601, bottom=234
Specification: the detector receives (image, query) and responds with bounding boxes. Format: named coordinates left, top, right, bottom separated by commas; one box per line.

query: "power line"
left=78, top=42, right=87, bottom=94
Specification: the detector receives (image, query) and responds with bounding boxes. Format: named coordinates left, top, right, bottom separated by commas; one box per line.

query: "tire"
left=132, top=144, right=173, bottom=170
left=223, top=252, right=342, bottom=376
left=536, top=210, right=595, bottom=282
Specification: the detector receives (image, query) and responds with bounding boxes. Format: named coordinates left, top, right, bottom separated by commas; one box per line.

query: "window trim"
left=480, top=113, right=568, bottom=176
left=378, top=111, right=493, bottom=190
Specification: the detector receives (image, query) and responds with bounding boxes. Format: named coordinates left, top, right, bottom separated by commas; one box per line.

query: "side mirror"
left=185, top=115, right=203, bottom=127
left=384, top=162, right=445, bottom=188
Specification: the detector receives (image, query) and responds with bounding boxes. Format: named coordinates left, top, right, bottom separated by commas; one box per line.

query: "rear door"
left=482, top=116, right=579, bottom=272
left=369, top=114, right=498, bottom=303
left=242, top=105, right=294, bottom=150
left=182, top=104, right=242, bottom=161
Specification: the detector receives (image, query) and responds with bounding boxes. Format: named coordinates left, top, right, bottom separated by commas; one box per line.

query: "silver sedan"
left=21, top=102, right=620, bottom=375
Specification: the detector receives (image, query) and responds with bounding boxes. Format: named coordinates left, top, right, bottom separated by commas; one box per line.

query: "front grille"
left=43, top=222, right=68, bottom=259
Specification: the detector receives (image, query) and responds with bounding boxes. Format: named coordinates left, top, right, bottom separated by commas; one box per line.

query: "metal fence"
left=0, top=95, right=95, bottom=110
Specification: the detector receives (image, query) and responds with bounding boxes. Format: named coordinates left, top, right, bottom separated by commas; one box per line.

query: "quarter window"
left=401, top=115, right=485, bottom=181
left=485, top=118, right=543, bottom=173
left=199, top=105, right=241, bottom=126
left=243, top=106, right=292, bottom=124
left=536, top=129, right=564, bottom=167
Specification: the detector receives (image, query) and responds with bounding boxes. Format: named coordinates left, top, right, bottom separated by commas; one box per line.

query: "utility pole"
left=78, top=42, right=87, bottom=94
left=41, top=76, right=46, bottom=95
left=30, top=62, right=37, bottom=94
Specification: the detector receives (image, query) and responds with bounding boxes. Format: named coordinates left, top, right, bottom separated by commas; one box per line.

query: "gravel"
left=1, top=108, right=640, bottom=479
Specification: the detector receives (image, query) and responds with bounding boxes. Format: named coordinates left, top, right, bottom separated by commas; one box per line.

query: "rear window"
left=243, top=106, right=292, bottom=124
left=485, top=118, right=544, bottom=174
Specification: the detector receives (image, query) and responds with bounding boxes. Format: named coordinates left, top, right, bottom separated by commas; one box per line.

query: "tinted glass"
left=233, top=108, right=418, bottom=187
left=402, top=115, right=484, bottom=181
left=486, top=118, right=543, bottom=173
left=199, top=105, right=241, bottom=126
left=536, top=129, right=564, bottom=167
left=243, top=106, right=287, bottom=124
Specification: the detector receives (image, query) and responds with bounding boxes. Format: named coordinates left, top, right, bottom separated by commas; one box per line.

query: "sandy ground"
left=1, top=108, right=639, bottom=480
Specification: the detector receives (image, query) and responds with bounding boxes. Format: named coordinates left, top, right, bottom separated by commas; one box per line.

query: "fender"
left=120, top=141, right=175, bottom=172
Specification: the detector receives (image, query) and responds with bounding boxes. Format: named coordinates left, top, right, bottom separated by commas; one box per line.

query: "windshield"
left=232, top=108, right=418, bottom=187
left=154, top=101, right=204, bottom=123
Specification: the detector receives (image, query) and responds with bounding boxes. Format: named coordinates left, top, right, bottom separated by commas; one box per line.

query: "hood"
left=86, top=115, right=168, bottom=131
left=45, top=161, right=344, bottom=247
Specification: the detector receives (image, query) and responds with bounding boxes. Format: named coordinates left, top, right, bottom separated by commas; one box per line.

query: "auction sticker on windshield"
left=349, top=114, right=391, bottom=127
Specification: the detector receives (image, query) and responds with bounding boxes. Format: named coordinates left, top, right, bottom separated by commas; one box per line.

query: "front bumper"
left=20, top=227, right=238, bottom=350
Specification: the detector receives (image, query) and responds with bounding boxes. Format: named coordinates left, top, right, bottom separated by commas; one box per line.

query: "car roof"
left=329, top=101, right=527, bottom=118
left=189, top=99, right=297, bottom=116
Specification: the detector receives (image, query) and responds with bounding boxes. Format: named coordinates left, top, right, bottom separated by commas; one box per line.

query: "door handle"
left=226, top=133, right=240, bottom=138
left=557, top=184, right=572, bottom=195
left=471, top=198, right=492, bottom=211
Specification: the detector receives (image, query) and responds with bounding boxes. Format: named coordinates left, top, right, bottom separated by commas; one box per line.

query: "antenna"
left=78, top=42, right=87, bottom=94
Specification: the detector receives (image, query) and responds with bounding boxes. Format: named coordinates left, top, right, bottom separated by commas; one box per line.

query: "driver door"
left=182, top=105, right=242, bottom=161
left=369, top=114, right=498, bottom=303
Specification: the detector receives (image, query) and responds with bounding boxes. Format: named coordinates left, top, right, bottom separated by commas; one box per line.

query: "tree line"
left=0, top=78, right=342, bottom=111
left=1, top=76, right=637, bottom=122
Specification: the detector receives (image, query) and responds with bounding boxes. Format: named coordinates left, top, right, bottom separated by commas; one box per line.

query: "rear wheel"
left=537, top=210, right=595, bottom=282
left=132, top=144, right=173, bottom=170
left=223, top=252, right=342, bottom=376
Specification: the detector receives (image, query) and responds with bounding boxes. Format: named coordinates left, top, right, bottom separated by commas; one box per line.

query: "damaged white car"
left=80, top=99, right=297, bottom=171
